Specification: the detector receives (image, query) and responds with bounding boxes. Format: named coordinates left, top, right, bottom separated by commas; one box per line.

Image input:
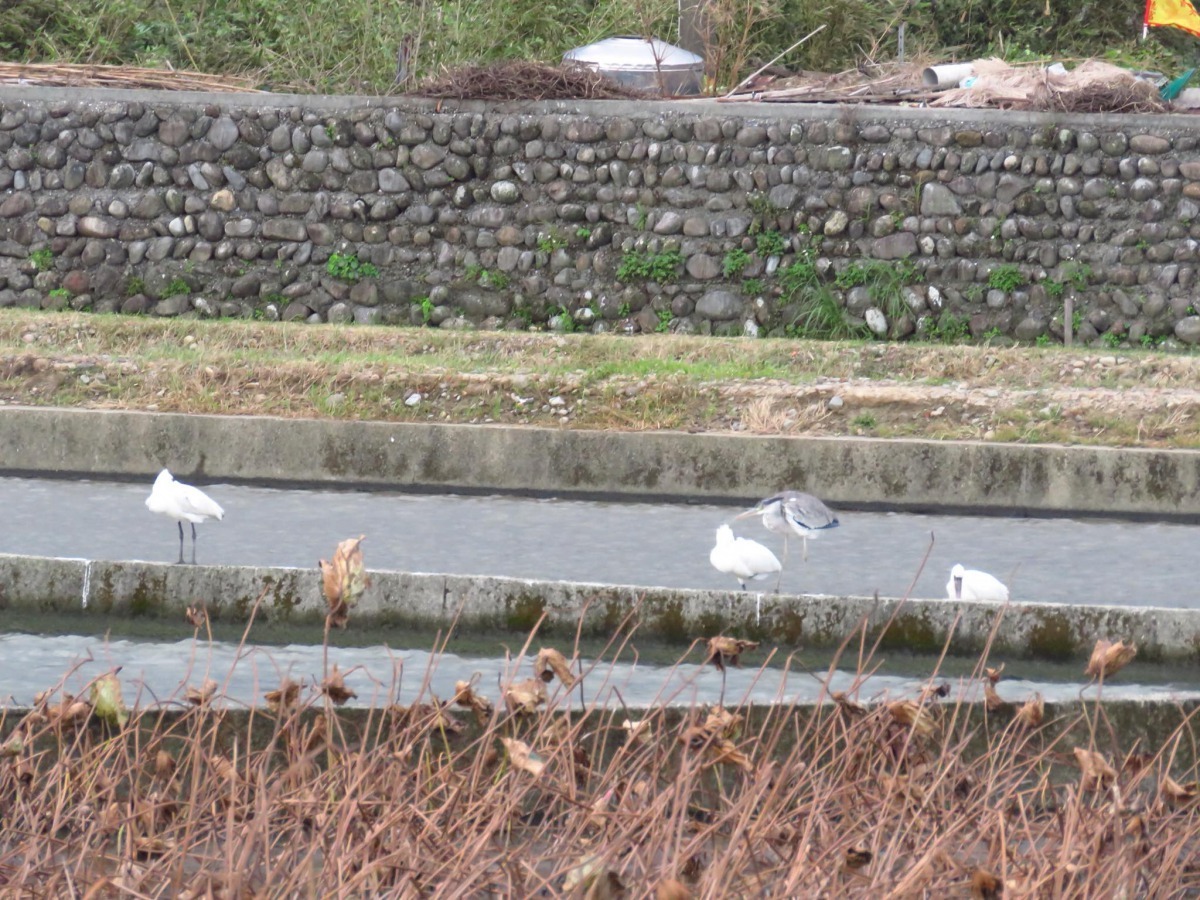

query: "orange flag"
left=1146, top=0, right=1200, bottom=38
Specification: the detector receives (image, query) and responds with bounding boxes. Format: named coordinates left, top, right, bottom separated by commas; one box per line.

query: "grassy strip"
left=2, top=0, right=1187, bottom=96
left=1, top=601, right=1197, bottom=894
left=2, top=310, right=1200, bottom=447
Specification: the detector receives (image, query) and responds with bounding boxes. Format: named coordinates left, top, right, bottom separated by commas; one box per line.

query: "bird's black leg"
left=176, top=522, right=185, bottom=565
left=775, top=537, right=788, bottom=594
left=191, top=522, right=198, bottom=565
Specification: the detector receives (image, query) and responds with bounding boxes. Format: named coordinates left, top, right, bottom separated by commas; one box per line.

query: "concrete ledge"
left=2, top=553, right=1195, bottom=663
left=5, top=84, right=1200, bottom=134
left=2, top=407, right=1199, bottom=518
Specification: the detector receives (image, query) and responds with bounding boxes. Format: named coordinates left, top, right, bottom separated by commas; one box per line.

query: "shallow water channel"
left=2, top=475, right=1198, bottom=607
left=3, top=631, right=1198, bottom=711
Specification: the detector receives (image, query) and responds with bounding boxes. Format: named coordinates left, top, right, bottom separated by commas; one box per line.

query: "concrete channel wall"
left=1, top=552, right=1194, bottom=663
left=3, top=405, right=1200, bottom=518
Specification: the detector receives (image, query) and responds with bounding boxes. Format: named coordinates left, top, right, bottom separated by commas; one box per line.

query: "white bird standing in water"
left=145, top=469, right=225, bottom=564
left=735, top=490, right=839, bottom=591
left=946, top=563, right=1009, bottom=602
left=709, top=524, right=782, bottom=624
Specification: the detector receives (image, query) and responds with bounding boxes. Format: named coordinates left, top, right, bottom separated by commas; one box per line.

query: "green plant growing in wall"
left=633, top=204, right=649, bottom=231
left=1044, top=279, right=1065, bottom=299
left=655, top=308, right=672, bottom=333
left=125, top=277, right=145, bottom=297
left=48, top=288, right=70, bottom=300
left=464, top=265, right=509, bottom=289
left=575, top=226, right=591, bottom=239
left=553, top=306, right=576, bottom=333
left=925, top=314, right=970, bottom=344
left=617, top=301, right=631, bottom=317
left=418, top=296, right=434, bottom=324
left=723, top=248, right=751, bottom=278
left=755, top=230, right=786, bottom=258
left=29, top=248, right=53, bottom=271
left=743, top=277, right=764, bottom=296
left=833, top=259, right=916, bottom=326
left=537, top=230, right=566, bottom=253
left=1102, top=330, right=1122, bottom=348
left=987, top=264, right=1023, bottom=292
left=1064, top=262, right=1091, bottom=291
left=617, top=248, right=683, bottom=283
left=327, top=252, right=378, bottom=283
left=163, top=278, right=191, bottom=298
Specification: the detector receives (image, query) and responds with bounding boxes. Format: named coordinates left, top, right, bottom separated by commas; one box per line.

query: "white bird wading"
left=145, top=468, right=225, bottom=564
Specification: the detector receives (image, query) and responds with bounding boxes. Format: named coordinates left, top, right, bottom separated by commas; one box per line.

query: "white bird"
left=145, top=468, right=225, bottom=564
left=946, top=563, right=1009, bottom=602
left=710, top=524, right=782, bottom=624
left=734, top=490, right=839, bottom=590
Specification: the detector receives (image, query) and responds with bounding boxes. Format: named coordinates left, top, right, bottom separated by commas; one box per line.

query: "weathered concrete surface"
left=2, top=553, right=1195, bottom=663
left=1, top=406, right=1199, bottom=518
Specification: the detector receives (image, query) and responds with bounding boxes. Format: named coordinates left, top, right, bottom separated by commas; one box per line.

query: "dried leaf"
left=500, top=737, right=546, bottom=777
left=563, top=855, right=623, bottom=898
left=844, top=848, right=873, bottom=870
left=710, top=737, right=753, bottom=772
left=887, top=700, right=937, bottom=738
left=45, top=694, right=92, bottom=729
left=320, top=535, right=370, bottom=628
left=534, top=647, right=577, bottom=689
left=133, top=835, right=175, bottom=859
left=1125, top=812, right=1147, bottom=837
left=184, top=605, right=208, bottom=628
left=504, top=677, right=548, bottom=716
left=705, top=636, right=759, bottom=672
left=984, top=663, right=1005, bottom=684
left=983, top=681, right=1006, bottom=711
left=1162, top=775, right=1200, bottom=804
left=185, top=679, right=218, bottom=706
left=1074, top=747, right=1117, bottom=791
left=971, top=868, right=1002, bottom=899
left=833, top=691, right=866, bottom=719
left=452, top=679, right=495, bottom=725
left=1085, top=639, right=1137, bottom=679
left=622, top=718, right=652, bottom=745
left=919, top=681, right=950, bottom=703
left=880, top=773, right=927, bottom=805
left=1015, top=694, right=1044, bottom=728
left=703, top=706, right=743, bottom=740
left=321, top=665, right=357, bottom=705
left=301, top=715, right=329, bottom=754
left=154, top=750, right=176, bottom=781
left=656, top=878, right=691, bottom=900
left=265, top=679, right=300, bottom=714
left=90, top=673, right=129, bottom=728
left=1123, top=750, right=1153, bottom=776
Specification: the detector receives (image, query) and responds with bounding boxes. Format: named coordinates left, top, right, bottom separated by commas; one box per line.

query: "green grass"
left=2, top=0, right=1186, bottom=96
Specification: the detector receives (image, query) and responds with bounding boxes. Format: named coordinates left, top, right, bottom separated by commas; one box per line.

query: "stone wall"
left=2, top=85, right=1200, bottom=347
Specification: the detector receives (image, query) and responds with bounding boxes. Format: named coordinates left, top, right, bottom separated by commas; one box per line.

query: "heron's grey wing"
left=783, top=492, right=838, bottom=530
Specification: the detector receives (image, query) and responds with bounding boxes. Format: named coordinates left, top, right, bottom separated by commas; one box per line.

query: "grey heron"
left=946, top=563, right=1009, bottom=602
left=145, top=468, right=225, bottom=564
left=735, top=490, right=839, bottom=591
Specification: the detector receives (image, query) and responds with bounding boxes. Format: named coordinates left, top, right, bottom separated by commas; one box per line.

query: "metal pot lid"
left=564, top=35, right=703, bottom=71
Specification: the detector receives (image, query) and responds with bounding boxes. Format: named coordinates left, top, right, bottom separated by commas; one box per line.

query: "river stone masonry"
left=2, top=86, right=1200, bottom=346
